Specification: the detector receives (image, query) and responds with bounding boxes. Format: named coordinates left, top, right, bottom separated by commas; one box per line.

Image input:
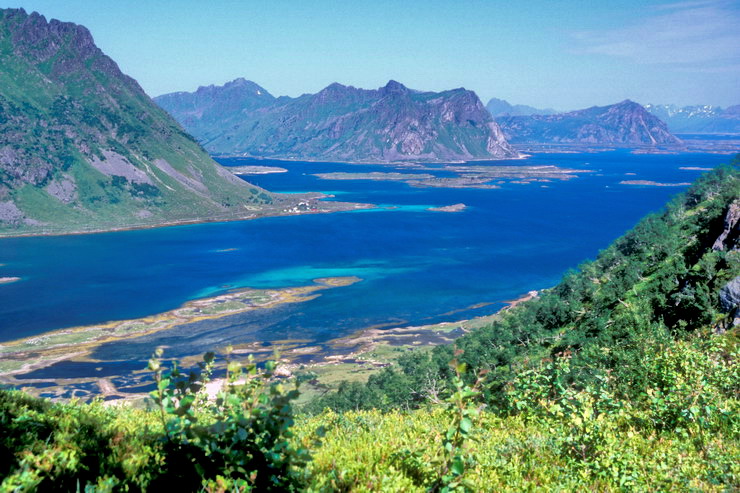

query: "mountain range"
left=155, top=80, right=519, bottom=162
left=485, top=97, right=557, bottom=116
left=645, top=104, right=740, bottom=134
left=496, top=100, right=682, bottom=146
left=0, top=8, right=276, bottom=235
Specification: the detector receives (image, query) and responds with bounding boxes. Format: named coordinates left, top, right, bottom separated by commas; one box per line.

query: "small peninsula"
left=226, top=165, right=288, bottom=175
left=0, top=276, right=362, bottom=383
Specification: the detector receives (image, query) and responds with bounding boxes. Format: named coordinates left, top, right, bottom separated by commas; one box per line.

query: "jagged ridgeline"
left=0, top=9, right=273, bottom=235
left=155, top=79, right=520, bottom=162
left=310, top=159, right=740, bottom=412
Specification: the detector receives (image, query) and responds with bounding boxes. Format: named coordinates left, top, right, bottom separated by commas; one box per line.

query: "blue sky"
left=1, top=0, right=738, bottom=109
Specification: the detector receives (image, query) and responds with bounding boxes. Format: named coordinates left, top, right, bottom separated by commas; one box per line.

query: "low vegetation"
left=1, top=160, right=738, bottom=491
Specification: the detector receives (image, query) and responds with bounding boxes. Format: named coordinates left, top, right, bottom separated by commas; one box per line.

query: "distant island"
left=155, top=78, right=520, bottom=163
left=620, top=180, right=691, bottom=187
left=495, top=100, right=683, bottom=150
left=313, top=164, right=592, bottom=189
left=645, top=103, right=740, bottom=134
left=226, top=165, right=288, bottom=175
left=428, top=203, right=466, bottom=212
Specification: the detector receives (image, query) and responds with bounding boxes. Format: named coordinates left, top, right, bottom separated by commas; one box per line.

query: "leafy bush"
left=0, top=351, right=311, bottom=492
left=297, top=329, right=738, bottom=491
left=147, top=349, right=313, bottom=491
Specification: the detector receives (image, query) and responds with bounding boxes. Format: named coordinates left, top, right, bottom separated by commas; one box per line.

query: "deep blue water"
left=0, top=150, right=734, bottom=381
left=677, top=134, right=740, bottom=141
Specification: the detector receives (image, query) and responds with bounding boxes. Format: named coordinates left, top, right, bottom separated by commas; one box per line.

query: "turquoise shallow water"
left=0, top=150, right=734, bottom=390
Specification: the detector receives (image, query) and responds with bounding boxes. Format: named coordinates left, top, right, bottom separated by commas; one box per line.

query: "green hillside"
left=1, top=162, right=738, bottom=490
left=0, top=9, right=275, bottom=235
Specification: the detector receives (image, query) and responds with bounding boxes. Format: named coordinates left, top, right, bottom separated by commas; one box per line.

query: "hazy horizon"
left=1, top=0, right=738, bottom=110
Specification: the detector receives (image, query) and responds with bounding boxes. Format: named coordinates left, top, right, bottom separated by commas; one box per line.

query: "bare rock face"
left=712, top=200, right=740, bottom=251
left=156, top=79, right=520, bottom=162
left=718, top=276, right=740, bottom=332
left=45, top=177, right=77, bottom=204
left=720, top=276, right=740, bottom=313
left=88, top=151, right=154, bottom=185
left=497, top=100, right=682, bottom=146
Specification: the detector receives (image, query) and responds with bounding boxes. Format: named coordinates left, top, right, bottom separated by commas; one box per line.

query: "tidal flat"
left=0, top=277, right=360, bottom=396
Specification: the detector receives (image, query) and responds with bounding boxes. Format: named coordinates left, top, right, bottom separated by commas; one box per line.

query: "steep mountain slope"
left=486, top=97, right=557, bottom=116
left=645, top=103, right=740, bottom=134
left=0, top=9, right=275, bottom=235
left=153, top=78, right=275, bottom=144
left=497, top=100, right=682, bottom=146
left=156, top=79, right=519, bottom=162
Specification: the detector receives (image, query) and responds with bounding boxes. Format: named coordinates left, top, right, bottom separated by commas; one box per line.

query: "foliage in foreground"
left=298, top=333, right=738, bottom=491
left=1, top=327, right=737, bottom=491
left=0, top=350, right=313, bottom=492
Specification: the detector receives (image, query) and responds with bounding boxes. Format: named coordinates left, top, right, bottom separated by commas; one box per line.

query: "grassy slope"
left=0, top=9, right=273, bottom=235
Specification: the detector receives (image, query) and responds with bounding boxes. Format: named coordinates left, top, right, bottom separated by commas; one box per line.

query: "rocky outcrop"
left=712, top=200, right=740, bottom=251
left=718, top=276, right=740, bottom=332
left=156, top=79, right=520, bottom=162
left=497, top=100, right=682, bottom=146
left=719, top=277, right=740, bottom=313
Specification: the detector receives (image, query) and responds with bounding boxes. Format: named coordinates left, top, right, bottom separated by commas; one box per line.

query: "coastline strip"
left=0, top=276, right=362, bottom=376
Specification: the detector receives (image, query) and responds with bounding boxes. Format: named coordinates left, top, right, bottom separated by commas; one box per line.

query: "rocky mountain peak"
left=157, top=79, right=519, bottom=162
left=195, top=78, right=273, bottom=98
left=318, top=82, right=350, bottom=95
left=614, top=99, right=641, bottom=109
left=381, top=79, right=409, bottom=95
left=1, top=8, right=136, bottom=92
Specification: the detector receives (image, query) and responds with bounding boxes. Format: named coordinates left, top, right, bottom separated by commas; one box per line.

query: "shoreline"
left=198, top=290, right=543, bottom=405
left=211, top=143, right=739, bottom=166
left=213, top=154, right=530, bottom=166
left=0, top=276, right=362, bottom=380
left=1, top=288, right=541, bottom=402
left=0, top=199, right=373, bottom=239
